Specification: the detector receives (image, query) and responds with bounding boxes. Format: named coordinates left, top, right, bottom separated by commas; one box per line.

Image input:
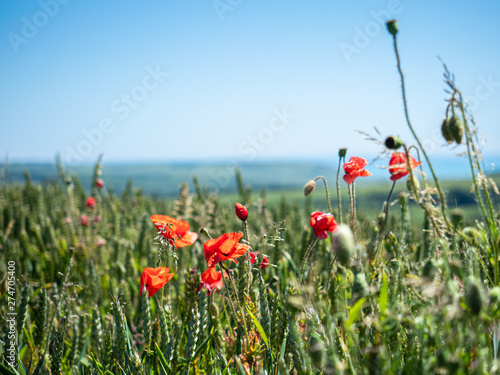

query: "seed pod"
left=338, top=148, right=347, bottom=158
left=304, top=180, right=316, bottom=196
left=386, top=20, right=399, bottom=36
left=449, top=115, right=463, bottom=144
left=465, top=277, right=484, bottom=315
left=441, top=118, right=454, bottom=144
left=333, top=224, right=355, bottom=267
left=384, top=136, right=403, bottom=150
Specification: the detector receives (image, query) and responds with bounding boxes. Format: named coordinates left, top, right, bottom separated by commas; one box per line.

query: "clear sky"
left=1, top=0, right=499, bottom=167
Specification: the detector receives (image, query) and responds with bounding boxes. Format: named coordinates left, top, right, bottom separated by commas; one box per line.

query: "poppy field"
left=2, top=20, right=500, bottom=375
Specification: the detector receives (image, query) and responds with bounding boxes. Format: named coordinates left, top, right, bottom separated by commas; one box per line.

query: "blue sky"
left=1, top=0, right=499, bottom=167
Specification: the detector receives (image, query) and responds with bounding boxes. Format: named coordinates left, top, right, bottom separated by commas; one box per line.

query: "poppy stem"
left=391, top=34, right=452, bottom=232
left=384, top=180, right=397, bottom=227
left=336, top=155, right=345, bottom=224
left=300, top=237, right=317, bottom=284
left=219, top=263, right=249, bottom=339
left=313, top=176, right=332, bottom=214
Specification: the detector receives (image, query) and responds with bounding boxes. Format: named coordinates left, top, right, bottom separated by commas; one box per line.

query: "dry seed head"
left=304, top=180, right=316, bottom=196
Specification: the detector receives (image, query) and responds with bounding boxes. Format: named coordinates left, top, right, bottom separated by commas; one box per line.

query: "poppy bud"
left=333, top=224, right=354, bottom=267
left=449, top=115, right=463, bottom=144
left=339, top=148, right=347, bottom=158
left=386, top=20, right=399, bottom=37
left=309, top=333, right=326, bottom=369
left=441, top=118, right=454, bottom=144
left=234, top=202, right=248, bottom=221
left=304, top=180, right=316, bottom=196
left=96, top=178, right=104, bottom=188
left=384, top=136, right=403, bottom=150
left=450, top=208, right=464, bottom=228
left=406, top=173, right=420, bottom=192
left=465, top=277, right=484, bottom=315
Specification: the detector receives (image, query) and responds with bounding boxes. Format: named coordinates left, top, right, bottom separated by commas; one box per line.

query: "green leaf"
left=379, top=272, right=388, bottom=320
left=154, top=342, right=173, bottom=375
left=346, top=298, right=365, bottom=327
left=246, top=306, right=269, bottom=348
left=0, top=362, right=19, bottom=375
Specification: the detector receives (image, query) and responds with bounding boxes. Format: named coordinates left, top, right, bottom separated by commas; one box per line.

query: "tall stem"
left=391, top=35, right=451, bottom=231
left=336, top=156, right=344, bottom=223
left=314, top=176, right=332, bottom=213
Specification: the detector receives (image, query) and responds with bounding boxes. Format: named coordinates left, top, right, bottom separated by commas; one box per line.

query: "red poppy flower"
left=389, top=152, right=421, bottom=181
left=200, top=267, right=223, bottom=295
left=140, top=267, right=174, bottom=297
left=204, top=232, right=250, bottom=268
left=343, top=157, right=372, bottom=184
left=81, top=214, right=89, bottom=226
left=235, top=202, right=248, bottom=221
left=150, top=215, right=198, bottom=248
left=86, top=197, right=96, bottom=208
left=310, top=212, right=338, bottom=239
left=249, top=251, right=269, bottom=269
left=96, top=179, right=105, bottom=188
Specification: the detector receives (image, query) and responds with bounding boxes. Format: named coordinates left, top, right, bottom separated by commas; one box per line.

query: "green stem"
left=336, top=156, right=344, bottom=223
left=391, top=35, right=452, bottom=231
left=314, top=176, right=332, bottom=213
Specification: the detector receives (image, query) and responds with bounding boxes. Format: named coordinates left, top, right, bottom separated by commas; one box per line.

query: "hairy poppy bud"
left=450, top=208, right=464, bottom=228
left=441, top=118, right=454, bottom=144
left=339, top=148, right=347, bottom=158
left=449, top=115, right=463, bottom=144
left=386, top=20, right=399, bottom=37
left=309, top=333, right=326, bottom=369
left=406, top=173, right=420, bottom=193
left=304, top=180, right=316, bottom=196
left=333, top=224, right=354, bottom=267
left=384, top=136, right=403, bottom=150
left=465, top=277, right=484, bottom=315
left=234, top=202, right=248, bottom=221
